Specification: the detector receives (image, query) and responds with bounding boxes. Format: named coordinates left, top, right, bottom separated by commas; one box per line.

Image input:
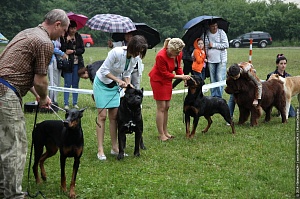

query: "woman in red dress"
left=149, top=38, right=190, bottom=141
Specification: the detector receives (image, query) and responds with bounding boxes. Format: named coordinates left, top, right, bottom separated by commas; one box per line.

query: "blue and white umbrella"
left=86, top=14, right=136, bottom=33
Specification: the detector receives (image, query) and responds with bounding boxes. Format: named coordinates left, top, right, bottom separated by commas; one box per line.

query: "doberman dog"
left=184, top=75, right=235, bottom=138
left=32, top=108, right=86, bottom=199
left=117, top=85, right=145, bottom=160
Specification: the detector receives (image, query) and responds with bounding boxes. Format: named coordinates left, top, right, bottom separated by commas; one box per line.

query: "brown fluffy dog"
left=268, top=74, right=300, bottom=119
left=225, top=74, right=287, bottom=126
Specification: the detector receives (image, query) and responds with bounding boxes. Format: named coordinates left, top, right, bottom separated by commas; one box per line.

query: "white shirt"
left=96, top=46, right=139, bottom=84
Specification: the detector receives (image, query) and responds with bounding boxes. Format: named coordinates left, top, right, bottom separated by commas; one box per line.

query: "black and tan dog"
left=184, top=75, right=235, bottom=138
left=32, top=108, right=86, bottom=199
left=117, top=85, right=145, bottom=160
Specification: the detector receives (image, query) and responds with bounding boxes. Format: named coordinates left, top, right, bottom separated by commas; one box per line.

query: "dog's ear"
left=141, top=87, right=144, bottom=93
left=79, top=107, right=87, bottom=113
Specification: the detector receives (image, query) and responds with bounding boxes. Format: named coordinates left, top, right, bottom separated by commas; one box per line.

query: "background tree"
left=0, top=0, right=299, bottom=46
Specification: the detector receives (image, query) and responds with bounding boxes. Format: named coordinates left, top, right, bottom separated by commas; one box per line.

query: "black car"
left=229, top=31, right=272, bottom=48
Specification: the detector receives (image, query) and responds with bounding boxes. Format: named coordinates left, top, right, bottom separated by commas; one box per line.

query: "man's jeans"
left=208, top=62, right=227, bottom=98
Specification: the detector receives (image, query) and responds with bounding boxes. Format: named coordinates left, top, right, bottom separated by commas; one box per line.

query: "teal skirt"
left=93, top=76, right=120, bottom=108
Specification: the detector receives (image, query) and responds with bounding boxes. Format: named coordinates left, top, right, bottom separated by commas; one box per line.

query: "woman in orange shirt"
left=149, top=38, right=190, bottom=141
left=192, top=38, right=207, bottom=81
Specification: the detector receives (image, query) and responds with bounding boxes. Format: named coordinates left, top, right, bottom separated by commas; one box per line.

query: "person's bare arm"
left=33, top=74, right=51, bottom=107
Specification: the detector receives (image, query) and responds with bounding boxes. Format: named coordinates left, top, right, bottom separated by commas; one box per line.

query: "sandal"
left=158, top=136, right=169, bottom=142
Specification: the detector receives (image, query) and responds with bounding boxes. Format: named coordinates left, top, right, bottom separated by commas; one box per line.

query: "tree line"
left=1, top=0, right=299, bottom=46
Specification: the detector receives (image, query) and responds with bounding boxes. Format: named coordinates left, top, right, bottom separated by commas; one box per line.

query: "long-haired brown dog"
left=268, top=74, right=300, bottom=119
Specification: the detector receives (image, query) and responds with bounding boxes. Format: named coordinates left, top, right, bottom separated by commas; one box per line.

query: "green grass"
left=6, top=46, right=298, bottom=198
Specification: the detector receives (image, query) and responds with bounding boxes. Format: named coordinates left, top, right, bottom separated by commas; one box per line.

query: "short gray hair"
left=44, top=9, right=69, bottom=27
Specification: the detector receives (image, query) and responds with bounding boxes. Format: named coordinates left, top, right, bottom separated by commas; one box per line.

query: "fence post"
left=249, top=38, right=253, bottom=63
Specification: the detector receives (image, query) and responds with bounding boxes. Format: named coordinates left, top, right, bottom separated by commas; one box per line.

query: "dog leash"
left=95, top=86, right=123, bottom=128
left=26, top=102, right=47, bottom=199
left=182, top=80, right=188, bottom=123
left=50, top=103, right=66, bottom=122
left=26, top=102, right=67, bottom=198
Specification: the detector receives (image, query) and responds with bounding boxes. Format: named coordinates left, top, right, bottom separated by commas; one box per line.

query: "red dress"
left=148, top=48, right=183, bottom=100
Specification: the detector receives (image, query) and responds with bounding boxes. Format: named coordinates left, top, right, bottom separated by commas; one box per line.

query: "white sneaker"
left=73, top=104, right=79, bottom=109
left=97, top=153, right=106, bottom=160
left=64, top=105, right=69, bottom=110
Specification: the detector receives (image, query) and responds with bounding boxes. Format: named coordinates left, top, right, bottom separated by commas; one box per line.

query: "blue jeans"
left=64, top=64, right=79, bottom=106
left=228, top=94, right=235, bottom=118
left=289, top=105, right=296, bottom=117
left=208, top=62, right=227, bottom=98
left=193, top=70, right=206, bottom=81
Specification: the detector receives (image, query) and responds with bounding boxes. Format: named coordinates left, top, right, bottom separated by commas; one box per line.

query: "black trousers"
left=172, top=59, right=193, bottom=89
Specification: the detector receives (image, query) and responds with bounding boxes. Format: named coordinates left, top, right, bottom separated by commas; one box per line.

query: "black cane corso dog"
left=117, top=85, right=145, bottom=160
left=184, top=75, right=235, bottom=138
left=32, top=108, right=86, bottom=199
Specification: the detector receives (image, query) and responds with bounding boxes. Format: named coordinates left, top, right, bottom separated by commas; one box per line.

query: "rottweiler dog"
left=117, top=85, right=145, bottom=160
left=184, top=75, right=235, bottom=138
left=32, top=108, right=86, bottom=199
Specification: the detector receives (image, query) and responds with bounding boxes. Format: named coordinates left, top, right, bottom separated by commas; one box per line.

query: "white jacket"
left=96, top=46, right=139, bottom=84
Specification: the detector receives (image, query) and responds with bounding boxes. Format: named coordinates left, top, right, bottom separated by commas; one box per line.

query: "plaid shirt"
left=0, top=25, right=53, bottom=97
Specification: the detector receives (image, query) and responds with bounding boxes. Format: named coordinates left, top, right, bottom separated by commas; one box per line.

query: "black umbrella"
left=112, top=23, right=161, bottom=49
left=182, top=16, right=230, bottom=48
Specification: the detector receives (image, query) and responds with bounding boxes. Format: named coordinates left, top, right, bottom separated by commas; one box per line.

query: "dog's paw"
left=117, top=154, right=124, bottom=160
left=140, top=144, right=146, bottom=150
left=134, top=151, right=140, bottom=157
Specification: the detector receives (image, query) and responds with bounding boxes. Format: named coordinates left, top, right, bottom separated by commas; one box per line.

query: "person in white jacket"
left=108, top=32, right=144, bottom=89
left=94, top=35, right=148, bottom=161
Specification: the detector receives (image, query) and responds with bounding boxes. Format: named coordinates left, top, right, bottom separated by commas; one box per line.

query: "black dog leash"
left=26, top=102, right=46, bottom=198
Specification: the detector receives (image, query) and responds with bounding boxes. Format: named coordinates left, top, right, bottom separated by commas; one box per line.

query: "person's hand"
left=38, top=96, right=52, bottom=109
left=117, top=80, right=127, bottom=88
left=35, top=95, right=40, bottom=102
left=62, top=53, right=68, bottom=59
left=66, top=49, right=74, bottom=55
left=182, top=75, right=191, bottom=80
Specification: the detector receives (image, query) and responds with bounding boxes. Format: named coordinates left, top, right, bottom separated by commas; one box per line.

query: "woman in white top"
left=93, top=35, right=148, bottom=160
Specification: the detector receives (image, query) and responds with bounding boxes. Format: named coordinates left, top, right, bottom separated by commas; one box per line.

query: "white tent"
left=0, top=33, right=9, bottom=44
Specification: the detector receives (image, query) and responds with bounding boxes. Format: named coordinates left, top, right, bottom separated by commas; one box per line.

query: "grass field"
left=2, top=46, right=298, bottom=198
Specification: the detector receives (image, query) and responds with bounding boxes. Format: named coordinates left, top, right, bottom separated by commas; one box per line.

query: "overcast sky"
left=285, top=0, right=300, bottom=4
left=278, top=0, right=299, bottom=6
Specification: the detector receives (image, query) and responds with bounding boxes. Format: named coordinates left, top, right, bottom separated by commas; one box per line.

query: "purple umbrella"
left=67, top=12, right=88, bottom=30
left=85, top=14, right=136, bottom=33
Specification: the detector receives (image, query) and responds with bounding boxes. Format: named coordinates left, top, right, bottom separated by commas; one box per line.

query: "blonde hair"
left=163, top=38, right=185, bottom=53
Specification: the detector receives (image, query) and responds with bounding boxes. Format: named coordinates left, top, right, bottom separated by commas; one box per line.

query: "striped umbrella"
left=85, top=14, right=136, bottom=33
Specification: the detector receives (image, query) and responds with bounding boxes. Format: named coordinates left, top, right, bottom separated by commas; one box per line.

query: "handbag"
left=57, top=58, right=70, bottom=70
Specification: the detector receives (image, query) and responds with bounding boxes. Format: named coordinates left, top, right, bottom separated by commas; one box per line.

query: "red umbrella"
left=67, top=12, right=88, bottom=30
